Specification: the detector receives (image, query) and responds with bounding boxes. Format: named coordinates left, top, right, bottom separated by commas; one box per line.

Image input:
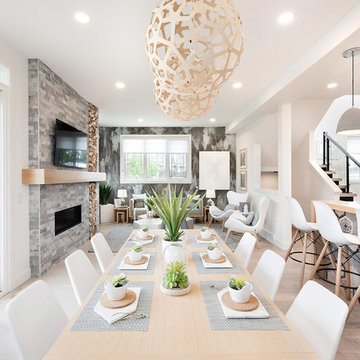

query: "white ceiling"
left=0, top=0, right=359, bottom=127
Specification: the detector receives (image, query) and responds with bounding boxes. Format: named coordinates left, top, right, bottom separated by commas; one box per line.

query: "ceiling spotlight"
left=209, top=118, right=216, bottom=123
left=233, top=82, right=243, bottom=89
left=137, top=118, right=144, bottom=123
left=277, top=11, right=294, bottom=25
left=327, top=83, right=338, bottom=89
left=115, top=82, right=126, bottom=89
left=74, top=12, right=90, bottom=24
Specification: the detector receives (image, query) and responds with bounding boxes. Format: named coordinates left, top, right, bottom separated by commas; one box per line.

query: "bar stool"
left=310, top=201, right=360, bottom=299
left=286, top=197, right=327, bottom=289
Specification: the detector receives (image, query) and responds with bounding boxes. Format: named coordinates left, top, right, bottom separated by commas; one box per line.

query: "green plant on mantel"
left=99, top=183, right=113, bottom=205
left=163, top=261, right=189, bottom=289
left=145, top=185, right=204, bottom=242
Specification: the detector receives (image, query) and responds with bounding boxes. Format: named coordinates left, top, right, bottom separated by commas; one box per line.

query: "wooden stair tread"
left=339, top=185, right=347, bottom=189
left=320, top=164, right=327, bottom=168
left=325, top=171, right=336, bottom=174
left=340, top=193, right=357, bottom=197
left=332, top=178, right=342, bottom=181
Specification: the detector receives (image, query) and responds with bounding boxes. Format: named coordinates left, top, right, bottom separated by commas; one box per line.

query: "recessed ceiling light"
left=209, top=118, right=216, bottom=123
left=115, top=82, right=126, bottom=89
left=74, top=12, right=90, bottom=24
left=277, top=11, right=294, bottom=25
left=232, top=82, right=243, bottom=89
left=327, top=82, right=338, bottom=89
left=137, top=118, right=144, bottom=123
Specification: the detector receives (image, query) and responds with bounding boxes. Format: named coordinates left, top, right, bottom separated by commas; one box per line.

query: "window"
left=120, top=135, right=191, bottom=183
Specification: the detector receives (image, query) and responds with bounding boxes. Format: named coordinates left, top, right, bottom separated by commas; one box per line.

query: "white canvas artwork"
left=199, top=151, right=230, bottom=190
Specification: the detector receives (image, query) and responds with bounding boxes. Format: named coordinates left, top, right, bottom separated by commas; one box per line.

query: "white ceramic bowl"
left=104, top=281, right=128, bottom=301
left=207, top=247, right=222, bottom=260
left=128, top=249, right=143, bottom=262
left=228, top=281, right=252, bottom=303
left=138, top=229, right=149, bottom=239
left=200, top=229, right=211, bottom=239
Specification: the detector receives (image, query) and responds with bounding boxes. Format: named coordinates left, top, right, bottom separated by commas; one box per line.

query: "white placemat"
left=217, top=288, right=269, bottom=319
left=95, top=287, right=141, bottom=324
left=199, top=252, right=233, bottom=268
left=118, top=254, right=151, bottom=270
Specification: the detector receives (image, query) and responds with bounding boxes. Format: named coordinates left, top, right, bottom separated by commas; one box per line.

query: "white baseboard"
left=260, top=229, right=289, bottom=250
left=8, top=267, right=31, bottom=292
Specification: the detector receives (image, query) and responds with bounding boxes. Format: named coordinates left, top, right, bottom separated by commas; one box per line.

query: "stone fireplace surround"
left=28, top=59, right=99, bottom=277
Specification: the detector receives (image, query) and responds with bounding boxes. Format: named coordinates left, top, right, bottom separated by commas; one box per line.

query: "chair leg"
left=344, top=245, right=352, bottom=300
left=309, top=240, right=328, bottom=280
left=285, top=229, right=299, bottom=261
left=221, top=219, right=225, bottom=232
left=299, top=232, right=308, bottom=289
left=251, top=232, right=260, bottom=249
left=224, top=228, right=232, bottom=244
left=348, top=284, right=360, bottom=320
left=208, top=216, right=213, bottom=228
left=335, top=246, right=343, bottom=297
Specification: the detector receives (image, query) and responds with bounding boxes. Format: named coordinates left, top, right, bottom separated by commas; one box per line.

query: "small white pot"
left=207, top=247, right=223, bottom=260
left=228, top=281, right=252, bottom=303
left=162, top=237, right=185, bottom=254
left=104, top=281, right=128, bottom=301
left=138, top=229, right=149, bottom=239
left=128, top=249, right=143, bottom=262
left=200, top=229, right=211, bottom=239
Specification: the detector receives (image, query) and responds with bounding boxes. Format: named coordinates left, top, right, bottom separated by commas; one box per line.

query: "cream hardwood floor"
left=0, top=224, right=359, bottom=359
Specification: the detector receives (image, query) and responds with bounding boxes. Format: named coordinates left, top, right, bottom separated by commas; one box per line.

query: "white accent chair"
left=286, top=280, right=348, bottom=360
left=91, top=232, right=114, bottom=273
left=310, top=202, right=360, bottom=298
left=65, top=250, right=99, bottom=306
left=224, top=197, right=269, bottom=247
left=209, top=191, right=248, bottom=229
left=234, top=232, right=256, bottom=268
left=252, top=249, right=285, bottom=300
left=286, top=197, right=320, bottom=289
left=6, top=280, right=68, bottom=360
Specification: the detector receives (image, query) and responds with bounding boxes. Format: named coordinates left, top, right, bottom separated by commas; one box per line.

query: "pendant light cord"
left=352, top=50, right=355, bottom=107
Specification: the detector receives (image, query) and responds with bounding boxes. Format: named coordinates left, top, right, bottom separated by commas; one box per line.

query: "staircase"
left=321, top=132, right=358, bottom=202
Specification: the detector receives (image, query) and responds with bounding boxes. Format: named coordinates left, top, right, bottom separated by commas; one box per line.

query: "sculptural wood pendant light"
left=337, top=47, right=360, bottom=135
left=146, top=0, right=244, bottom=121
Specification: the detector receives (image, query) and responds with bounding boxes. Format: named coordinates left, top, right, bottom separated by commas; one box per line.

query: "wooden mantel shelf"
left=22, top=169, right=106, bottom=185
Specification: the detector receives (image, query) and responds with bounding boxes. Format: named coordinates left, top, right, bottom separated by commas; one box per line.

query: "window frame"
left=120, top=134, right=192, bottom=184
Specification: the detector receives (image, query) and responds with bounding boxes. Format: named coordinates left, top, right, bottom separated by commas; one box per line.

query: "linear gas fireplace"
left=55, top=205, right=82, bottom=236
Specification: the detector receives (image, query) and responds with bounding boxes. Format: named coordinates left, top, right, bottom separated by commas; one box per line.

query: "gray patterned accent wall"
left=28, top=59, right=91, bottom=277
left=99, top=127, right=236, bottom=209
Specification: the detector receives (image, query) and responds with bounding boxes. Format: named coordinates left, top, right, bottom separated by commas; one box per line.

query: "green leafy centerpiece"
left=200, top=226, right=211, bottom=239
left=138, top=226, right=149, bottom=239
left=228, top=276, right=252, bottom=303
left=160, top=261, right=191, bottom=296
left=207, top=243, right=222, bottom=260
left=128, top=245, right=143, bottom=262
left=104, top=273, right=129, bottom=300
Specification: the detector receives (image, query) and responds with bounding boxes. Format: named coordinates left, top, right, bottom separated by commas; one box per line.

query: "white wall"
left=0, top=34, right=30, bottom=291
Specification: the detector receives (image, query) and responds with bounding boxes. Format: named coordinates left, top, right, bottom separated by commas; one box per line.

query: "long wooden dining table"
left=45, top=229, right=318, bottom=359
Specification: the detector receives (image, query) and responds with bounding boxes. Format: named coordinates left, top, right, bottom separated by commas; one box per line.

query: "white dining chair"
left=252, top=249, right=285, bottom=300
left=234, top=232, right=256, bottom=268
left=286, top=280, right=348, bottom=360
left=6, top=280, right=68, bottom=360
left=65, top=249, right=99, bottom=306
left=224, top=197, right=270, bottom=247
left=91, top=232, right=114, bottom=273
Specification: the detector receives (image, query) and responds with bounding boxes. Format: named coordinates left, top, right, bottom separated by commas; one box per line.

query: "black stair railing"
left=323, top=131, right=360, bottom=194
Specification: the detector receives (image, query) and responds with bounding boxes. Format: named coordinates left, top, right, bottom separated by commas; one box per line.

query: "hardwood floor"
left=0, top=224, right=359, bottom=359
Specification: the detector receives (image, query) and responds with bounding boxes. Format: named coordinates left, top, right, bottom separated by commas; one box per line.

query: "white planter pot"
left=200, top=229, right=211, bottom=239
left=228, top=281, right=252, bottom=303
left=207, top=247, right=223, bottom=260
left=128, top=249, right=143, bottom=262
left=162, top=237, right=185, bottom=254
left=104, top=281, right=128, bottom=301
left=138, top=229, right=149, bottom=239
left=100, top=204, right=114, bottom=223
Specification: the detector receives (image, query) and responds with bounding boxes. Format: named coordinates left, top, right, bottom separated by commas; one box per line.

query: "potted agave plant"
left=145, top=185, right=204, bottom=253
left=228, top=276, right=252, bottom=303
left=207, top=244, right=222, bottom=260
left=138, top=226, right=149, bottom=239
left=104, top=273, right=129, bottom=300
left=200, top=226, right=211, bottom=239
left=128, top=245, right=143, bottom=262
left=160, top=261, right=191, bottom=296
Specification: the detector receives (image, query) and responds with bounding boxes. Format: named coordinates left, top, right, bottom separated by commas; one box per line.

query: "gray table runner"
left=200, top=281, right=289, bottom=331
left=71, top=281, right=154, bottom=332
left=109, top=252, right=157, bottom=275
left=192, top=251, right=245, bottom=274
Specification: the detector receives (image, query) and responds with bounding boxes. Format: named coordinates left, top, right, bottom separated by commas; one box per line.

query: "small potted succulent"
left=104, top=273, right=129, bottom=301
left=160, top=261, right=191, bottom=296
left=138, top=226, right=149, bottom=239
left=228, top=276, right=252, bottom=303
left=128, top=245, right=143, bottom=262
left=207, top=244, right=222, bottom=260
left=200, top=226, right=211, bottom=239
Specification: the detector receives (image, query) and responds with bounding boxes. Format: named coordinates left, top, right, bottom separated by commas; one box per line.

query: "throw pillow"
left=252, top=213, right=259, bottom=226
left=245, top=211, right=255, bottom=225
left=133, top=198, right=144, bottom=208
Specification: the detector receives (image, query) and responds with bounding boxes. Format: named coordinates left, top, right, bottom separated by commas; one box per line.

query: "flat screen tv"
left=54, top=119, right=88, bottom=169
